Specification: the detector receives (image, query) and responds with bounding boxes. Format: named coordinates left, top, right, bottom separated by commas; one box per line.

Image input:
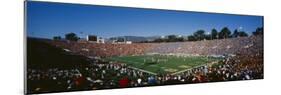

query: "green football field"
left=106, top=55, right=222, bottom=75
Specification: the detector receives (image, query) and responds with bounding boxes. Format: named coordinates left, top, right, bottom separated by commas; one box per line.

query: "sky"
left=26, top=1, right=263, bottom=39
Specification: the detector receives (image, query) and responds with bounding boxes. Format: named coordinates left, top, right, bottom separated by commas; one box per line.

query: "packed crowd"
left=48, top=41, right=154, bottom=58
left=48, top=35, right=262, bottom=58
left=27, top=59, right=156, bottom=93
left=148, top=35, right=263, bottom=55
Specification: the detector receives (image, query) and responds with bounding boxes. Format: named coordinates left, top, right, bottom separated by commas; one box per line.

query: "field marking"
left=170, top=61, right=219, bottom=75
left=108, top=57, right=157, bottom=75
left=170, top=64, right=207, bottom=75
left=127, top=66, right=157, bottom=75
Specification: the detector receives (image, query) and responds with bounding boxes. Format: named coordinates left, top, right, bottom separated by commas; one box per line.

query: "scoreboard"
left=87, top=35, right=97, bottom=41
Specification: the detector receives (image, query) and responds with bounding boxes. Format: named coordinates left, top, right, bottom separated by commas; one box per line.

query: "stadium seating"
left=27, top=35, right=263, bottom=93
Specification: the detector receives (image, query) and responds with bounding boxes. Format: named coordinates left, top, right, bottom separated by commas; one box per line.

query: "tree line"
left=153, top=27, right=263, bottom=42
left=53, top=27, right=263, bottom=42
left=53, top=33, right=79, bottom=41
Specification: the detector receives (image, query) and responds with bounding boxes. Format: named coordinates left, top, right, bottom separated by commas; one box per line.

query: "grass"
left=106, top=55, right=222, bottom=75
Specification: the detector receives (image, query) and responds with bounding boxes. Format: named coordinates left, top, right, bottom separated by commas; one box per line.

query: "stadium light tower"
left=238, top=26, right=243, bottom=33
left=207, top=32, right=211, bottom=40
left=124, top=36, right=126, bottom=42
left=238, top=26, right=243, bottom=37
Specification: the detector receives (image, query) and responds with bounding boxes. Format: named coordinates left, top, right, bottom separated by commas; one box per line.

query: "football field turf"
left=106, top=55, right=222, bottom=75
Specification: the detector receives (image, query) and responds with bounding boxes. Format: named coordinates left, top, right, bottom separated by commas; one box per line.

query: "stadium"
left=27, top=33, right=263, bottom=94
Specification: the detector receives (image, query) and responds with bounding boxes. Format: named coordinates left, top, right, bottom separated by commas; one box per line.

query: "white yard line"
left=171, top=64, right=207, bottom=75
left=109, top=57, right=157, bottom=75
left=127, top=66, right=157, bottom=75
left=171, top=61, right=218, bottom=75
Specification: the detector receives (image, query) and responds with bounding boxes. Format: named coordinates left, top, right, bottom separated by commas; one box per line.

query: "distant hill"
left=109, top=36, right=161, bottom=42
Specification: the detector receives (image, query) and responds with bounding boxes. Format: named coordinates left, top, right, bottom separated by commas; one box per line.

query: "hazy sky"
left=26, top=1, right=263, bottom=39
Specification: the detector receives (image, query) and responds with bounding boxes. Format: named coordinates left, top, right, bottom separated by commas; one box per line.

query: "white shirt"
left=137, top=78, right=142, bottom=84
